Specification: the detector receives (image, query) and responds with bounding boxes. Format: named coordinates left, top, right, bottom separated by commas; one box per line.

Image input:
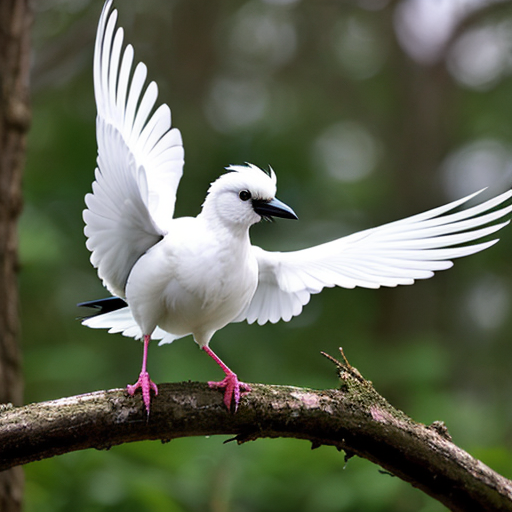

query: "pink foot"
left=202, top=345, right=251, bottom=412
left=127, top=371, right=158, bottom=415
left=208, top=372, right=252, bottom=412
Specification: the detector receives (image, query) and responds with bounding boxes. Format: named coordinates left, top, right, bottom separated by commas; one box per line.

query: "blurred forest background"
left=20, top=0, right=512, bottom=510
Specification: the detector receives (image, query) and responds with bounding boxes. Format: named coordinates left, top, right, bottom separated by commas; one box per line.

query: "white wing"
left=83, top=0, right=184, bottom=297
left=236, top=189, right=512, bottom=325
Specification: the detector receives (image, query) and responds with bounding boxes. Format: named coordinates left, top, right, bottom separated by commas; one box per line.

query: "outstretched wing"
left=83, top=0, right=184, bottom=298
left=236, top=189, right=512, bottom=325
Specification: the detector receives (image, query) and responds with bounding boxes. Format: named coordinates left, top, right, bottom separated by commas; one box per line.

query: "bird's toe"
left=208, top=373, right=251, bottom=412
left=127, top=371, right=158, bottom=415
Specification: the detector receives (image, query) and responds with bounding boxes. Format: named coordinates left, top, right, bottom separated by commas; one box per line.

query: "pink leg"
left=127, top=334, right=158, bottom=415
left=203, top=346, right=251, bottom=412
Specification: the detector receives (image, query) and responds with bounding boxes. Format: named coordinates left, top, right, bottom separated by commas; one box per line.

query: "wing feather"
left=84, top=0, right=185, bottom=297
left=236, top=189, right=512, bottom=325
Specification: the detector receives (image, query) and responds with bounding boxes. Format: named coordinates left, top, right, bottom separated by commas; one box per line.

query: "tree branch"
left=1, top=355, right=511, bottom=512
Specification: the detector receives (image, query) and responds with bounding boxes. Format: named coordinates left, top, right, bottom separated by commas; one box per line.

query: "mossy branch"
left=1, top=352, right=511, bottom=512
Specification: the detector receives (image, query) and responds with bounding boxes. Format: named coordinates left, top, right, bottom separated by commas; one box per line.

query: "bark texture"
left=0, top=1, right=32, bottom=510
left=1, top=357, right=511, bottom=512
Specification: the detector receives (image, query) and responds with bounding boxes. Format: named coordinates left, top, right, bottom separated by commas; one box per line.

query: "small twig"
left=321, top=347, right=368, bottom=383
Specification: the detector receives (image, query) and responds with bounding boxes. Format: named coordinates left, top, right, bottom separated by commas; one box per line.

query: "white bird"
left=80, top=0, right=512, bottom=414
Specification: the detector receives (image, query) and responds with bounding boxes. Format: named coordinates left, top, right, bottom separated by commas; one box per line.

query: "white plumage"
left=81, top=0, right=512, bottom=413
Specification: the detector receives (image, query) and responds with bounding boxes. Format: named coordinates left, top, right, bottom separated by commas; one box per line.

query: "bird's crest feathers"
left=205, top=163, right=278, bottom=201
left=225, top=163, right=277, bottom=185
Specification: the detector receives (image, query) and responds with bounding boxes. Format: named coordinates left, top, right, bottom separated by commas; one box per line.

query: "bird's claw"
left=127, top=371, right=158, bottom=415
left=208, top=372, right=251, bottom=412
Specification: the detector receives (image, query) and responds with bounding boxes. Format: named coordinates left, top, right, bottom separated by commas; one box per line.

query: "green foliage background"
left=21, top=0, right=512, bottom=510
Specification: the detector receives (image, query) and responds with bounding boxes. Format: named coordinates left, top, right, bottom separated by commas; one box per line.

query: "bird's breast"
left=126, top=219, right=258, bottom=339
left=175, top=239, right=257, bottom=314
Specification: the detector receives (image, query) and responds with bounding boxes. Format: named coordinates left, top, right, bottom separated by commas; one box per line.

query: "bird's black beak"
left=252, top=197, right=298, bottom=220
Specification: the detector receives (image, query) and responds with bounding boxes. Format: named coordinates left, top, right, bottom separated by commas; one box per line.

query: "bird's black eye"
left=239, top=190, right=252, bottom=201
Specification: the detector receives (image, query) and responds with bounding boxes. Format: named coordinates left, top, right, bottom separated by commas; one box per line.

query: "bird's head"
left=201, top=164, right=298, bottom=229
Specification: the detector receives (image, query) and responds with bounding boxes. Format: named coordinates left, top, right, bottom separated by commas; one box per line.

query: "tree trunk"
left=0, top=0, right=32, bottom=510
